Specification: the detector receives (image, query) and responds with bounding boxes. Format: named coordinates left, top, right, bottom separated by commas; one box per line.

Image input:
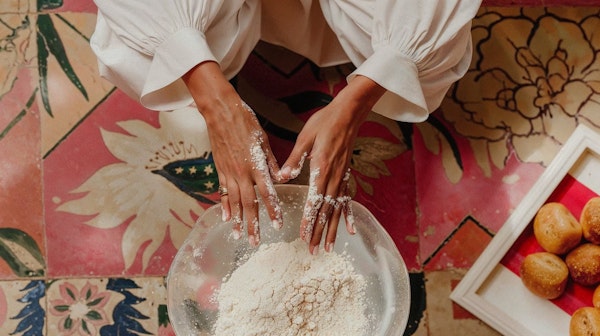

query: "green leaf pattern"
left=36, top=13, right=89, bottom=117
left=0, top=228, right=45, bottom=277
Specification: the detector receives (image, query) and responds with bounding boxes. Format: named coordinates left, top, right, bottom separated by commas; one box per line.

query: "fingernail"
left=232, top=229, right=241, bottom=240
left=249, top=230, right=260, bottom=246
left=325, top=242, right=334, bottom=252
left=253, top=220, right=260, bottom=245
left=249, top=235, right=257, bottom=247
left=348, top=216, right=356, bottom=234
left=272, top=219, right=282, bottom=229
left=222, top=210, right=228, bottom=222
left=310, top=245, right=319, bottom=256
left=280, top=166, right=291, bottom=179
left=290, top=166, right=302, bottom=179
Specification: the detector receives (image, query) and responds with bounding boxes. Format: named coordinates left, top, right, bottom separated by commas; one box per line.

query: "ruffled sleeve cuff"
left=140, top=27, right=217, bottom=111
left=348, top=46, right=429, bottom=123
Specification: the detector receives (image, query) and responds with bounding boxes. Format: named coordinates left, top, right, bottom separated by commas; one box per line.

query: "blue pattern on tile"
left=10, top=281, right=45, bottom=336
left=100, top=278, right=151, bottom=336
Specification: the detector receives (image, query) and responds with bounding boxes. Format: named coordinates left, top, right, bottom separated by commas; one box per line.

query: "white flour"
left=213, top=239, right=369, bottom=336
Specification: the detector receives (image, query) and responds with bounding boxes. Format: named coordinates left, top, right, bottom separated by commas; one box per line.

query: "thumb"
left=276, top=140, right=311, bottom=182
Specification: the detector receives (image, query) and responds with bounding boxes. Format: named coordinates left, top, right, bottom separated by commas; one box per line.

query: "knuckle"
left=241, top=198, right=258, bottom=208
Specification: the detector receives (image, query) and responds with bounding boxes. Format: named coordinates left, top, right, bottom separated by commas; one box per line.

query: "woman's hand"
left=183, top=61, right=282, bottom=246
left=278, top=75, right=386, bottom=254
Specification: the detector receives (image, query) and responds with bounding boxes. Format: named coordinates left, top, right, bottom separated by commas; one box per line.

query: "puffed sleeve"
left=90, top=0, right=261, bottom=111
left=320, top=0, right=481, bottom=122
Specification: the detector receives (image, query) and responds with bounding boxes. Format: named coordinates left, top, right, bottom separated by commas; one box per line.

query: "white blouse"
left=90, top=0, right=481, bottom=122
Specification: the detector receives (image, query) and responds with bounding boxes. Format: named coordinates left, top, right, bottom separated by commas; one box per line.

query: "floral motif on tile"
left=416, top=7, right=600, bottom=262
left=45, top=277, right=171, bottom=335
left=349, top=136, right=407, bottom=196
left=54, top=107, right=217, bottom=272
left=443, top=7, right=600, bottom=172
left=49, top=281, right=109, bottom=335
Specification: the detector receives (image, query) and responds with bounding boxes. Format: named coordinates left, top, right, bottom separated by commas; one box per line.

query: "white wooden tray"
left=450, top=124, right=600, bottom=336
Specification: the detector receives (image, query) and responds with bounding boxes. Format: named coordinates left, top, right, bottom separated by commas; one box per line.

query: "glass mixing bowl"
left=167, top=184, right=410, bottom=335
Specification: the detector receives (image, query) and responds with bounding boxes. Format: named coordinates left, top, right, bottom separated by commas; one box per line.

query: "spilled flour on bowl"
left=213, top=238, right=369, bottom=336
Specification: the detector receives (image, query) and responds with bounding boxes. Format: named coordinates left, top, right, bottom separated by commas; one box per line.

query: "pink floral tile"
left=46, top=277, right=171, bottom=335
left=47, top=279, right=112, bottom=335
left=0, top=278, right=174, bottom=336
left=44, top=90, right=218, bottom=277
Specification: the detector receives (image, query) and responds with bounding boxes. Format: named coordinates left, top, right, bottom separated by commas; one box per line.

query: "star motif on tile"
left=204, top=164, right=214, bottom=176
left=189, top=166, right=197, bottom=175
left=174, top=167, right=184, bottom=175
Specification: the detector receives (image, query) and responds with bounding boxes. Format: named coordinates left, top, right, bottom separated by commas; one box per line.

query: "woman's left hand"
left=278, top=75, right=386, bottom=254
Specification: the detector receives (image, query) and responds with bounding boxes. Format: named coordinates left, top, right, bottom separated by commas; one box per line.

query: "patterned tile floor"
left=1, top=1, right=600, bottom=335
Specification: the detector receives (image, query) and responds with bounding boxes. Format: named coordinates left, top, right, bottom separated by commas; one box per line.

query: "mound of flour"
left=213, top=238, right=369, bottom=336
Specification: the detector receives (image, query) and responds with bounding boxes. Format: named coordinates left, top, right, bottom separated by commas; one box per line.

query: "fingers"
left=324, top=201, right=344, bottom=252
left=218, top=102, right=282, bottom=247
left=255, top=178, right=283, bottom=230
left=218, top=184, right=231, bottom=221
left=339, top=168, right=356, bottom=236
left=265, top=143, right=283, bottom=183
left=221, top=182, right=243, bottom=241
left=240, top=183, right=260, bottom=247
left=300, top=184, right=323, bottom=244
left=309, top=195, right=337, bottom=254
left=323, top=170, right=355, bottom=251
left=219, top=179, right=261, bottom=246
left=249, top=130, right=283, bottom=230
left=301, top=167, right=354, bottom=255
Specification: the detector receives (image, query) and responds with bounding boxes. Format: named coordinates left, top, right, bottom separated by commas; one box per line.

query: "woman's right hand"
left=183, top=61, right=282, bottom=246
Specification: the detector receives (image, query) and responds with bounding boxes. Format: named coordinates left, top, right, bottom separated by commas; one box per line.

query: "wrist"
left=344, top=75, right=386, bottom=108
left=333, top=75, right=386, bottom=123
left=182, top=61, right=239, bottom=121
